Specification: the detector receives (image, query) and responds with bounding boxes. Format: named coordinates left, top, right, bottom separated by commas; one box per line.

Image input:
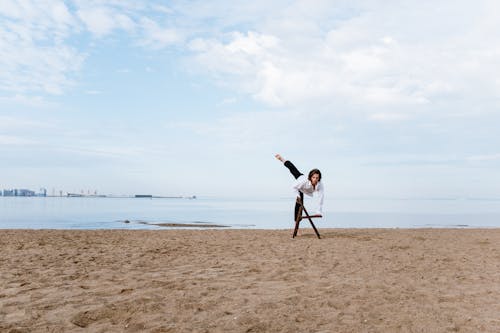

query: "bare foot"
left=275, top=154, right=285, bottom=163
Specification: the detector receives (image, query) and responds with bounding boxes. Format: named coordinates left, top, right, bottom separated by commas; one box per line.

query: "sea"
left=1, top=196, right=500, bottom=230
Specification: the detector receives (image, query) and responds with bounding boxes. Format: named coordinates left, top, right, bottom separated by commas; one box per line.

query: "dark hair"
left=308, top=168, right=322, bottom=181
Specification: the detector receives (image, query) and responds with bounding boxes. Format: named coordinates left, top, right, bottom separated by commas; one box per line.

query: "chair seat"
left=303, top=214, right=322, bottom=219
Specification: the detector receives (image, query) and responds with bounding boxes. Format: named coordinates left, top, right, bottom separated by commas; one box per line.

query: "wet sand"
left=1, top=228, right=500, bottom=332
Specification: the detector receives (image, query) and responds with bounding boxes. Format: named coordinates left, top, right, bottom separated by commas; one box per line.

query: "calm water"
left=1, top=196, right=500, bottom=229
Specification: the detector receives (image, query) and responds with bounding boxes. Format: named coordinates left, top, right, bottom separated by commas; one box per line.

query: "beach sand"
left=1, top=228, right=500, bottom=332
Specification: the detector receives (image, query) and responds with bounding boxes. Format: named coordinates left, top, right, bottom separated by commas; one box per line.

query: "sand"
left=1, top=228, right=500, bottom=332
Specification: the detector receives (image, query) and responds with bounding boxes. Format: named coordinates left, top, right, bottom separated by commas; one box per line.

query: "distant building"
left=18, top=189, right=36, bottom=196
left=3, top=188, right=36, bottom=197
left=3, top=189, right=15, bottom=196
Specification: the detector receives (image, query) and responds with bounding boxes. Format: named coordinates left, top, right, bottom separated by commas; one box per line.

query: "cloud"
left=0, top=1, right=187, bottom=97
left=0, top=0, right=84, bottom=95
left=189, top=31, right=284, bottom=105
left=2, top=0, right=500, bottom=120
left=138, top=17, right=183, bottom=49
left=183, top=1, right=500, bottom=119
left=0, top=0, right=76, bottom=36
left=186, top=29, right=438, bottom=109
left=76, top=6, right=135, bottom=37
left=0, top=42, right=84, bottom=94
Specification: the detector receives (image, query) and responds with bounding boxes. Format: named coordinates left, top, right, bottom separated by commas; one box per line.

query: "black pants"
left=284, top=161, right=304, bottom=221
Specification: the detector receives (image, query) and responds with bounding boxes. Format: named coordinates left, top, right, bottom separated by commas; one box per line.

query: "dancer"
left=275, top=154, right=324, bottom=221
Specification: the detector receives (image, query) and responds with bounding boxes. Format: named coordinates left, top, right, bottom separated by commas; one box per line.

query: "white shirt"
left=292, top=175, right=324, bottom=215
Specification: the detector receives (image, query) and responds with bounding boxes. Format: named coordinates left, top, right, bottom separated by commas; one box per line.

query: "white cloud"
left=0, top=1, right=189, bottom=97
left=76, top=6, right=135, bottom=37
left=0, top=1, right=78, bottom=40
left=0, top=0, right=84, bottom=95
left=187, top=29, right=438, bottom=109
left=2, top=2, right=498, bottom=120
left=2, top=0, right=500, bottom=120
left=138, top=17, right=182, bottom=49
left=189, top=31, right=285, bottom=105
left=184, top=1, right=500, bottom=118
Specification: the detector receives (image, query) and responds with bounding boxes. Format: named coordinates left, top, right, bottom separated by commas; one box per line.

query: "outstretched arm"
left=275, top=154, right=285, bottom=163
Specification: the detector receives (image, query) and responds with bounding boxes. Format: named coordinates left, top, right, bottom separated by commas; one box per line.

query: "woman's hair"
left=308, top=168, right=322, bottom=181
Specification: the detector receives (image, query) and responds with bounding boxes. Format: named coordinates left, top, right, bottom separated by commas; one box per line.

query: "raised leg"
left=284, top=161, right=303, bottom=180
left=275, top=154, right=304, bottom=180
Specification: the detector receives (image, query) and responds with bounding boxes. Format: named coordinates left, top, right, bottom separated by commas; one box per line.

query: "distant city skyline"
left=1, top=1, right=499, bottom=200
left=1, top=186, right=198, bottom=199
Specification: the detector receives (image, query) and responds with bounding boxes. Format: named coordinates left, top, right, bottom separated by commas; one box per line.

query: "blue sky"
left=1, top=0, right=499, bottom=198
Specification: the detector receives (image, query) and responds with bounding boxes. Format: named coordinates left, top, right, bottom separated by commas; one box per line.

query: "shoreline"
left=3, top=225, right=500, bottom=230
left=2, top=228, right=500, bottom=332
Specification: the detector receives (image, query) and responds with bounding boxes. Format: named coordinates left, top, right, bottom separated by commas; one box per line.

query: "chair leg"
left=292, top=216, right=301, bottom=238
left=292, top=198, right=303, bottom=238
left=302, top=206, right=321, bottom=239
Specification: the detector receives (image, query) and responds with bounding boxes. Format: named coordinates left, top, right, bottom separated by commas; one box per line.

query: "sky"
left=1, top=0, right=500, bottom=199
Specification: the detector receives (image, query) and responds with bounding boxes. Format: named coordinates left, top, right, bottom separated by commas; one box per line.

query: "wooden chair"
left=292, top=196, right=321, bottom=239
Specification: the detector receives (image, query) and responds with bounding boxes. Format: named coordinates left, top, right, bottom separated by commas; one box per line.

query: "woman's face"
left=310, top=173, right=320, bottom=186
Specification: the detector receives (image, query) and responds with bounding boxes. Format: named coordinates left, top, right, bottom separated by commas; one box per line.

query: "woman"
left=275, top=154, right=324, bottom=220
